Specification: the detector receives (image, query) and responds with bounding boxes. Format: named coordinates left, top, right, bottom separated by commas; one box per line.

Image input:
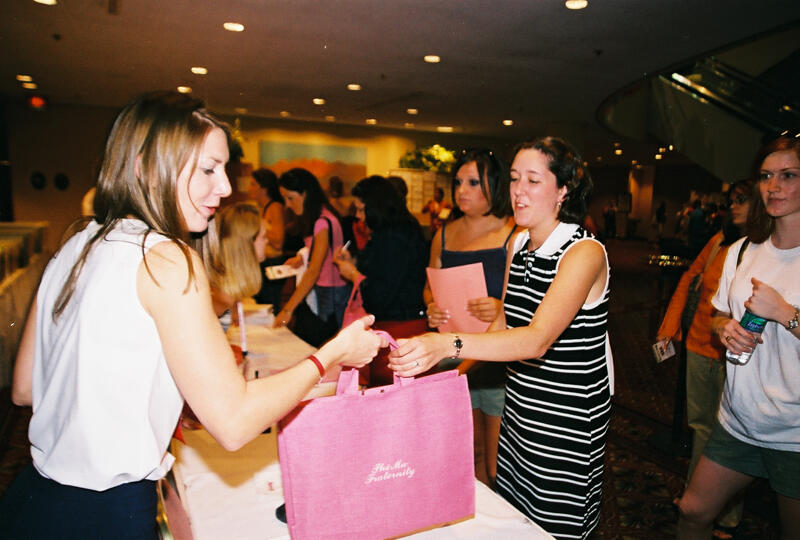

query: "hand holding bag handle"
left=337, top=330, right=416, bottom=395
left=342, top=273, right=368, bottom=327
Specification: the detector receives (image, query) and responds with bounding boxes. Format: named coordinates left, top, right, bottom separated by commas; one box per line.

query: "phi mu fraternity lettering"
left=365, top=461, right=415, bottom=484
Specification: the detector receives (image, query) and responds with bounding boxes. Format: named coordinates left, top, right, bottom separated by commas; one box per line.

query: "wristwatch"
left=453, top=335, right=463, bottom=358
left=786, top=305, right=800, bottom=330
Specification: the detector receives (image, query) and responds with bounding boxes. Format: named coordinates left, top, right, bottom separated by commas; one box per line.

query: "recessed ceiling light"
left=437, top=126, right=453, bottom=133
left=279, top=111, right=291, bottom=118
left=313, top=98, right=326, bottom=105
left=565, top=0, right=588, bottom=9
left=223, top=22, right=244, bottom=32
left=191, top=67, right=208, bottom=75
left=325, top=115, right=336, bottom=122
left=22, top=82, right=38, bottom=90
left=668, top=144, right=674, bottom=151
left=658, top=147, right=666, bottom=153
left=423, top=55, right=440, bottom=64
left=596, top=156, right=603, bottom=162
left=16, top=74, right=33, bottom=82
left=655, top=154, right=663, bottom=160
left=347, top=83, right=361, bottom=91
left=404, top=123, right=415, bottom=129
left=34, top=0, right=57, bottom=5
left=502, top=120, right=513, bottom=126
left=406, top=108, right=418, bottom=115
left=234, top=107, right=248, bottom=114
left=177, top=86, right=192, bottom=94
left=366, top=118, right=377, bottom=125
left=614, top=149, right=623, bottom=155
left=631, top=160, right=638, bottom=165
left=613, top=142, right=621, bottom=148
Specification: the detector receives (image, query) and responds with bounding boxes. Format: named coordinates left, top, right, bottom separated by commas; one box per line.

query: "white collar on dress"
left=516, top=222, right=580, bottom=256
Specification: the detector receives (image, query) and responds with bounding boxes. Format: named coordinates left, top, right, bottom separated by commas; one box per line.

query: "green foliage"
left=399, top=144, right=456, bottom=173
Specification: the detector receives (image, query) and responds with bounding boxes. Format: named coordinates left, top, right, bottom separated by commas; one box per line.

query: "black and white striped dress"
left=496, top=222, right=611, bottom=540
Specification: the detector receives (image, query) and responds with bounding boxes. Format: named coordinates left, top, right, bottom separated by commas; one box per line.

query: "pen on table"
left=237, top=301, right=248, bottom=357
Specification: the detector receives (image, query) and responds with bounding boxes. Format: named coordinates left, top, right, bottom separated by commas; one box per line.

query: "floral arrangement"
left=399, top=144, right=456, bottom=173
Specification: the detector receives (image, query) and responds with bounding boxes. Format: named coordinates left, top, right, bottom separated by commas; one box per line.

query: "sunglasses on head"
left=729, top=194, right=749, bottom=205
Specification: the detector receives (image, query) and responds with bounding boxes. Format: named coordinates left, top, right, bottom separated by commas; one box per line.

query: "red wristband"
left=308, top=355, right=325, bottom=379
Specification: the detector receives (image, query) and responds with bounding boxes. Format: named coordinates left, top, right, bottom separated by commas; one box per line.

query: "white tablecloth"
left=227, top=312, right=340, bottom=394
left=172, top=429, right=551, bottom=540
left=171, top=309, right=552, bottom=538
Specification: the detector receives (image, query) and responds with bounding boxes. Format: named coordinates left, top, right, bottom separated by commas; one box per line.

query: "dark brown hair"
left=513, top=136, right=593, bottom=224
left=450, top=148, right=511, bottom=219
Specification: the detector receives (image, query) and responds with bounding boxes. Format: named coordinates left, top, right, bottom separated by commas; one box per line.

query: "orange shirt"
left=657, top=232, right=728, bottom=360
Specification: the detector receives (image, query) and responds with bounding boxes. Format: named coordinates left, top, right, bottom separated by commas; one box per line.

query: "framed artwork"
left=259, top=141, right=367, bottom=192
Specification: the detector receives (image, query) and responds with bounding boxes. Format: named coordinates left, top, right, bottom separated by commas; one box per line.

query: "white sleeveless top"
left=30, top=219, right=183, bottom=490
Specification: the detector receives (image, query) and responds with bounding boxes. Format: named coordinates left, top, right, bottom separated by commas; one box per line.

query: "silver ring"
left=414, top=361, right=420, bottom=367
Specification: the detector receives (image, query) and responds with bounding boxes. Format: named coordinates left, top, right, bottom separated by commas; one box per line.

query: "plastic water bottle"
left=725, top=310, right=767, bottom=365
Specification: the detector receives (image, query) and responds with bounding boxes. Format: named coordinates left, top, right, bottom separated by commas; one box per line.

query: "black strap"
left=262, top=199, right=277, bottom=217
left=736, top=238, right=750, bottom=268
left=440, top=220, right=447, bottom=250
left=502, top=223, right=517, bottom=251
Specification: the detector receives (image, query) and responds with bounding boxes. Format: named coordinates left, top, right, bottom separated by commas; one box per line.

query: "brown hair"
left=53, top=91, right=230, bottom=319
left=746, top=135, right=800, bottom=244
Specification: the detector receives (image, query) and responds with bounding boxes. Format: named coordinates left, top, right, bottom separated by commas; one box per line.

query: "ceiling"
left=2, top=0, right=799, bottom=162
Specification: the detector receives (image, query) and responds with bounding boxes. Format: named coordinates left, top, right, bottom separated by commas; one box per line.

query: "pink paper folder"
left=278, top=369, right=475, bottom=539
left=426, top=263, right=490, bottom=333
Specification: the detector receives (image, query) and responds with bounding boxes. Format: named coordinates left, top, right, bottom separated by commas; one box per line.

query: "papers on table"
left=426, top=263, right=490, bottom=334
left=265, top=264, right=300, bottom=280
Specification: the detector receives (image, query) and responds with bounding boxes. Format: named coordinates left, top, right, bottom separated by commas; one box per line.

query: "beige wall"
left=6, top=103, right=512, bottom=251
left=7, top=103, right=118, bottom=251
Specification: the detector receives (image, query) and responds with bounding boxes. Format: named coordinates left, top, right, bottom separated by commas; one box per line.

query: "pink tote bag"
left=278, top=368, right=475, bottom=539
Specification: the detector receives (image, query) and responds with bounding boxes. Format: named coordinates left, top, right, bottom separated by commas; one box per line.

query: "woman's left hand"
left=745, top=278, right=790, bottom=322
left=466, top=297, right=501, bottom=323
left=388, top=333, right=450, bottom=377
left=273, top=308, right=292, bottom=328
left=333, top=254, right=359, bottom=282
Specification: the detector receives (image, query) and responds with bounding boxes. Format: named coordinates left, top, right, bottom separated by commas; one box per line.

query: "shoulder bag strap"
left=736, top=238, right=749, bottom=268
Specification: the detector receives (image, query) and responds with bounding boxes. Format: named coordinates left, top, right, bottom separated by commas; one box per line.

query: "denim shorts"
left=437, top=358, right=506, bottom=416
left=470, top=386, right=506, bottom=417
left=704, top=421, right=800, bottom=498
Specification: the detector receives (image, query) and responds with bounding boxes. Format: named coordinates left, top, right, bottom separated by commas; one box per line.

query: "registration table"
left=169, top=308, right=552, bottom=539
left=172, top=428, right=551, bottom=539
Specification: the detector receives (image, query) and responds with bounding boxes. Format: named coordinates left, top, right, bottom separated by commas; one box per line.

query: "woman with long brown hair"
left=1, top=92, right=381, bottom=538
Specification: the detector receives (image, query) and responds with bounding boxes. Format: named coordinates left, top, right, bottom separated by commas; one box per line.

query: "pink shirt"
left=304, top=208, right=347, bottom=287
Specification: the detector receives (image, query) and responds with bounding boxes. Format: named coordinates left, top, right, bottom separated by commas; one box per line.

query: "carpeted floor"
left=0, top=238, right=782, bottom=538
